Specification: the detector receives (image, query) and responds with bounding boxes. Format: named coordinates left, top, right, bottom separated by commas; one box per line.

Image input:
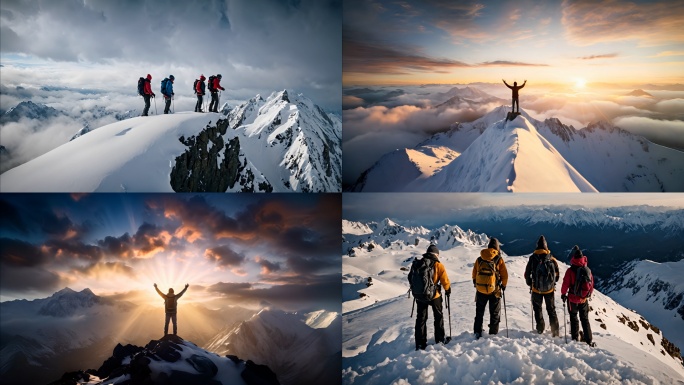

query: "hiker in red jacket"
left=208, top=74, right=226, bottom=113
left=195, top=75, right=206, bottom=113
left=142, top=74, right=156, bottom=116
left=561, top=245, right=596, bottom=347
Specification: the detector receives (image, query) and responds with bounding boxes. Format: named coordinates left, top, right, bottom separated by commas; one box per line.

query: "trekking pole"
left=531, top=290, right=535, bottom=331
left=410, top=297, right=416, bottom=318
left=172, top=96, right=175, bottom=114
left=502, top=287, right=509, bottom=338
left=446, top=293, right=452, bottom=343
left=564, top=299, right=568, bottom=344
left=154, top=97, right=158, bottom=115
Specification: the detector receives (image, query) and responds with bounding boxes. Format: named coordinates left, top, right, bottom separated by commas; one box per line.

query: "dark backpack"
left=534, top=254, right=556, bottom=292
left=161, top=78, right=169, bottom=96
left=208, top=75, right=216, bottom=92
left=475, top=255, right=501, bottom=295
left=193, top=79, right=199, bottom=94
left=137, top=77, right=145, bottom=96
left=408, top=257, right=437, bottom=303
left=571, top=265, right=593, bottom=299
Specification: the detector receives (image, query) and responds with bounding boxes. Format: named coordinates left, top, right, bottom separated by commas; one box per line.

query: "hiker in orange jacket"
left=472, top=237, right=508, bottom=339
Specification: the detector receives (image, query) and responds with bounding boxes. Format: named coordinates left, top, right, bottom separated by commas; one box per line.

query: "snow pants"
left=568, top=301, right=592, bottom=344
left=209, top=91, right=219, bottom=112
left=164, top=97, right=171, bottom=114
left=532, top=291, right=559, bottom=335
left=195, top=95, right=204, bottom=112
left=164, top=312, right=178, bottom=335
left=415, top=296, right=445, bottom=349
left=474, top=291, right=501, bottom=335
left=142, top=95, right=151, bottom=116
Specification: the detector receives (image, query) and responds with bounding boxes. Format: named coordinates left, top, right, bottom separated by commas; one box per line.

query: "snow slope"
left=602, top=259, right=684, bottom=349
left=0, top=90, right=341, bottom=192
left=342, top=220, right=684, bottom=384
left=351, top=103, right=684, bottom=192
left=0, top=112, right=217, bottom=192
left=408, top=113, right=597, bottom=192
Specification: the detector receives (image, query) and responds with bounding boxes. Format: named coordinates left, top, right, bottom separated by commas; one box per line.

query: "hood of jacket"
left=480, top=248, right=499, bottom=261
left=570, top=255, right=588, bottom=267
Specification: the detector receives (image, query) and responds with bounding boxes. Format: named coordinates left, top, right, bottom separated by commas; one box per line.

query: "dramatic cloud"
left=0, top=194, right=341, bottom=309
left=204, top=245, right=246, bottom=268
left=344, top=35, right=470, bottom=75
left=562, top=0, right=684, bottom=46
left=0, top=0, right=341, bottom=110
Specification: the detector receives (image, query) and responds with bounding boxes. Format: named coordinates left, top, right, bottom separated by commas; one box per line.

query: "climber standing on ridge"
left=161, top=75, right=175, bottom=114
left=140, top=74, right=155, bottom=116
left=524, top=235, right=560, bottom=337
left=154, top=283, right=189, bottom=335
left=503, top=79, right=526, bottom=113
left=208, top=74, right=225, bottom=113
left=194, top=75, right=206, bottom=113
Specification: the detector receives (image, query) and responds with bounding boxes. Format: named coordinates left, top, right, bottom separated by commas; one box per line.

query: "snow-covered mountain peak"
left=38, top=287, right=101, bottom=317
left=407, top=112, right=598, bottom=192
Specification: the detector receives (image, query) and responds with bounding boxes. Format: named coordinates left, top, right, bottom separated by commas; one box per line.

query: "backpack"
left=137, top=77, right=145, bottom=96
left=161, top=78, right=169, bottom=96
left=208, top=75, right=216, bottom=92
left=408, top=257, right=437, bottom=303
left=534, top=254, right=556, bottom=292
left=571, top=265, right=593, bottom=299
left=193, top=79, right=199, bottom=94
left=475, top=255, right=501, bottom=295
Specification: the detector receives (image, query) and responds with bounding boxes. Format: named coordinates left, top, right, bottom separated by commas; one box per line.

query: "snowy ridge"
left=205, top=308, right=340, bottom=385
left=342, top=227, right=684, bottom=384
left=601, top=259, right=684, bottom=349
left=474, top=205, right=684, bottom=235
left=351, top=98, right=684, bottom=192
left=0, top=90, right=341, bottom=192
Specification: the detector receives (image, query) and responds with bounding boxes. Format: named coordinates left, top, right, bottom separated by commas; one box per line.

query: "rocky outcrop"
left=51, top=335, right=280, bottom=385
left=171, top=118, right=236, bottom=191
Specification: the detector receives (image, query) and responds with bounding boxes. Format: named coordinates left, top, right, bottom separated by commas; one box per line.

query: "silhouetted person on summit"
left=154, top=283, right=188, bottom=335
left=503, top=79, right=526, bottom=113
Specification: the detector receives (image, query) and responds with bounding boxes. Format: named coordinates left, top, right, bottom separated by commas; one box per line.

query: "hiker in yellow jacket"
left=472, top=238, right=508, bottom=339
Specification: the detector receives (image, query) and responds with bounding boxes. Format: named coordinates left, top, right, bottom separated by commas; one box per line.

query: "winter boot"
left=587, top=341, right=596, bottom=347
left=416, top=344, right=426, bottom=351
left=475, top=332, right=482, bottom=340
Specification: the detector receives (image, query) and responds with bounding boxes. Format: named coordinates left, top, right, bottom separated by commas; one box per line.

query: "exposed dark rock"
left=647, top=333, right=655, bottom=345
left=186, top=354, right=218, bottom=378
left=96, top=343, right=144, bottom=378
left=170, top=119, right=239, bottom=192
left=242, top=359, right=280, bottom=385
left=47, top=370, right=91, bottom=385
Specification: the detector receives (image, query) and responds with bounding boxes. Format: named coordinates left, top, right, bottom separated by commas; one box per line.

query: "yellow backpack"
left=475, top=255, right=501, bottom=295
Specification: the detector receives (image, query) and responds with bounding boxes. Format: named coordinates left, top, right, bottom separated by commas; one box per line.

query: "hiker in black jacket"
left=154, top=283, right=189, bottom=335
left=503, top=79, right=526, bottom=113
left=524, top=235, right=560, bottom=336
left=194, top=75, right=206, bottom=113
